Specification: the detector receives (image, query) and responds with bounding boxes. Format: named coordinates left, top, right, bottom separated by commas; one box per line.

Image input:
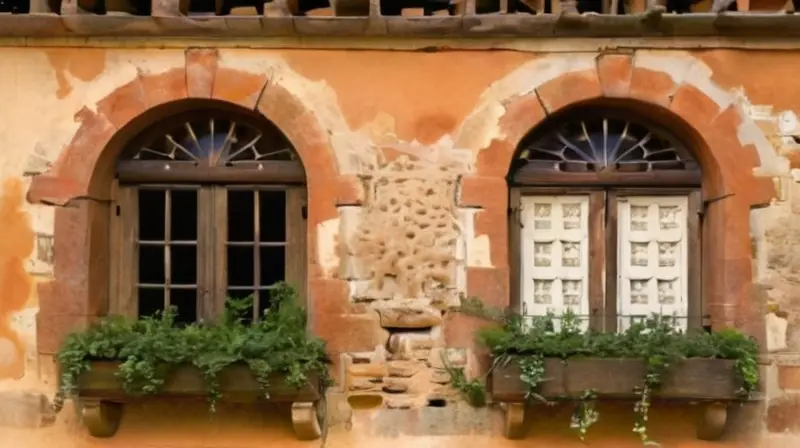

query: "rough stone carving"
left=348, top=155, right=460, bottom=298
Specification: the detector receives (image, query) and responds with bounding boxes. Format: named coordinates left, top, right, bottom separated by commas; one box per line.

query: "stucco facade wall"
left=0, top=46, right=800, bottom=447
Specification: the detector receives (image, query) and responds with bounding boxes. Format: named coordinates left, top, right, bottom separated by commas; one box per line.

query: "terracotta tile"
left=312, top=312, right=388, bottom=355
left=185, top=48, right=219, bottom=99
left=26, top=174, right=83, bottom=206
left=139, top=68, right=188, bottom=108
left=308, top=278, right=351, bottom=317
left=474, top=138, right=516, bottom=178
left=498, top=93, right=548, bottom=147
left=629, top=67, right=677, bottom=107
left=597, top=53, right=633, bottom=98
left=459, top=175, right=505, bottom=208
left=670, top=84, right=724, bottom=133
left=55, top=107, right=116, bottom=194
left=535, top=69, right=602, bottom=114
left=466, top=267, right=509, bottom=309
left=443, top=312, right=497, bottom=350
left=213, top=67, right=267, bottom=109
left=96, top=77, right=147, bottom=129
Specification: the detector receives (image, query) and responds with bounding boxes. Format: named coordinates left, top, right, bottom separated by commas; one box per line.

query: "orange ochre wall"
left=1, top=46, right=800, bottom=447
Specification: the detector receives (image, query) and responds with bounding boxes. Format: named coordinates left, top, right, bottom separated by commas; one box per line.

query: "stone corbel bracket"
left=77, top=398, right=323, bottom=440
left=499, top=400, right=732, bottom=441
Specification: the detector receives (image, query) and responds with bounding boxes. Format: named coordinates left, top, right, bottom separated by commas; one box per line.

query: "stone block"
left=376, top=307, right=443, bottom=329
left=779, top=365, right=800, bottom=390
left=0, top=391, right=55, bottom=429
left=388, top=360, right=422, bottom=378
left=597, top=53, right=633, bottom=98
left=767, top=393, right=800, bottom=433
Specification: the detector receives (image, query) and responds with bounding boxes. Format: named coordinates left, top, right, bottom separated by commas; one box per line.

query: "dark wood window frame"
left=509, top=111, right=704, bottom=332
left=107, top=109, right=307, bottom=323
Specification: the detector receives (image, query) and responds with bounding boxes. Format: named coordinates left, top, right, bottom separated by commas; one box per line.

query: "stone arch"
left=26, top=62, right=345, bottom=355
left=458, top=52, right=782, bottom=343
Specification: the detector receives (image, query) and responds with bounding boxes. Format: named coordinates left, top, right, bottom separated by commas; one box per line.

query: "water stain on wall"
left=0, top=177, right=35, bottom=380
left=44, top=49, right=107, bottom=99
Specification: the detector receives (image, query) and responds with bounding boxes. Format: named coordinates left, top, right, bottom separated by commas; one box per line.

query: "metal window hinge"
left=301, top=205, right=308, bottom=220
left=508, top=205, right=525, bottom=229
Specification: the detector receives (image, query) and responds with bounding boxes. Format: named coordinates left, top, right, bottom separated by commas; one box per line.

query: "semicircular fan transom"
left=120, top=113, right=297, bottom=167
left=516, top=116, right=699, bottom=173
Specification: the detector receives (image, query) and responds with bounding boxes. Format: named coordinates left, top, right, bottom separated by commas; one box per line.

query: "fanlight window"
left=110, top=106, right=307, bottom=324
left=127, top=116, right=297, bottom=165
left=117, top=110, right=304, bottom=184
left=512, top=115, right=700, bottom=182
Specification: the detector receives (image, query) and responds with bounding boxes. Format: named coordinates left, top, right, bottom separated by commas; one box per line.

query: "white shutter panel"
left=617, top=196, right=689, bottom=331
left=521, top=196, right=590, bottom=329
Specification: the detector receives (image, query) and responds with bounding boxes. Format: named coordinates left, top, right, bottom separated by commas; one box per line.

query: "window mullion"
left=196, top=186, right=221, bottom=322
left=212, top=186, right=229, bottom=322
left=688, top=190, right=703, bottom=331
left=604, top=191, right=619, bottom=333
left=588, top=191, right=607, bottom=332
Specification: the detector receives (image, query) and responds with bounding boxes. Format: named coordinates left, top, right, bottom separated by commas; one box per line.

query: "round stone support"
left=696, top=402, right=729, bottom=441
left=80, top=399, right=123, bottom=438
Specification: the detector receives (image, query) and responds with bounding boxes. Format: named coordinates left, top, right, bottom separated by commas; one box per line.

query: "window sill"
left=72, top=362, right=324, bottom=440
left=491, top=357, right=759, bottom=440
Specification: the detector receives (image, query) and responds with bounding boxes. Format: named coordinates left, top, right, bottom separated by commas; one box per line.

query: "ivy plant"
left=450, top=297, right=760, bottom=445
left=53, top=282, right=330, bottom=413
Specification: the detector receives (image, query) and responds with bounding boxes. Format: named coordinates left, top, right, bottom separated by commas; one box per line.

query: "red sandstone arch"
left=26, top=51, right=354, bottom=355
left=459, top=54, right=774, bottom=345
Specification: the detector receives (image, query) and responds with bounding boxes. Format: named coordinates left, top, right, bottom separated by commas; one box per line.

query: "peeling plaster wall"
left=1, top=46, right=800, bottom=446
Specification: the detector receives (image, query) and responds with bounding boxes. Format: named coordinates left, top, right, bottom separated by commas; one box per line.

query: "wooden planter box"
left=73, top=362, right=324, bottom=440
left=491, top=357, right=748, bottom=441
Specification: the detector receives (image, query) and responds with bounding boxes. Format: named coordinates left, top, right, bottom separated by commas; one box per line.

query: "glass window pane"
left=228, top=246, right=255, bottom=287
left=259, top=190, right=286, bottom=242
left=170, top=288, right=197, bottom=325
left=171, top=245, right=197, bottom=285
left=260, top=246, right=285, bottom=288
left=228, top=190, right=255, bottom=242
left=138, top=288, right=164, bottom=318
left=139, top=245, right=165, bottom=284
left=171, top=190, right=198, bottom=241
left=138, top=189, right=165, bottom=241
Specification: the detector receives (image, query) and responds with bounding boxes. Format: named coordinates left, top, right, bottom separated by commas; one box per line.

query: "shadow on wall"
left=0, top=177, right=35, bottom=381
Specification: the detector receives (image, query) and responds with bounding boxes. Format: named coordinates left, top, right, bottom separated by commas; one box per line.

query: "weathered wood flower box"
left=74, top=362, right=324, bottom=440
left=491, top=357, right=751, bottom=440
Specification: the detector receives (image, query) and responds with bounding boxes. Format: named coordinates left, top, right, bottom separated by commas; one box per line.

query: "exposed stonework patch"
left=348, top=155, right=460, bottom=299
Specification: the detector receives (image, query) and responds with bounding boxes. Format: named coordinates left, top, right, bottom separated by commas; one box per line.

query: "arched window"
left=509, top=110, right=702, bottom=332
left=109, top=105, right=307, bottom=324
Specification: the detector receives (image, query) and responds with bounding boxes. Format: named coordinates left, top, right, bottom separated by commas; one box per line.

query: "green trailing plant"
left=450, top=299, right=760, bottom=445
left=53, top=282, right=330, bottom=414
left=570, top=389, right=599, bottom=442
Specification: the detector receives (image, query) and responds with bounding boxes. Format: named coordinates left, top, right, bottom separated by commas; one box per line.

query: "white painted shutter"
left=617, top=196, right=689, bottom=331
left=520, top=196, right=590, bottom=328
